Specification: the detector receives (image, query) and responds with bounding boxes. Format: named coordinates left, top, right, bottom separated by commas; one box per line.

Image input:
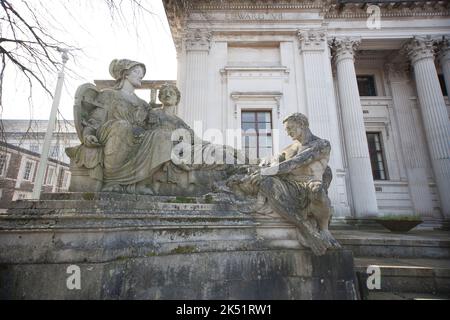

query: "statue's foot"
left=296, top=222, right=329, bottom=256
left=320, top=230, right=341, bottom=249
left=303, top=237, right=328, bottom=256
left=136, top=185, right=154, bottom=195
left=175, top=163, right=192, bottom=171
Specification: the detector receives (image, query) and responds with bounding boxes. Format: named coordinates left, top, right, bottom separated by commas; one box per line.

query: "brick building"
left=0, top=142, right=71, bottom=212
left=1, top=119, right=79, bottom=164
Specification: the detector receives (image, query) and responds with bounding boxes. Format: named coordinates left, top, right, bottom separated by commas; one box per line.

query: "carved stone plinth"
left=0, top=193, right=358, bottom=300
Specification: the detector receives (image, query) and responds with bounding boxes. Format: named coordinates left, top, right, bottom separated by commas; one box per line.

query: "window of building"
left=62, top=171, right=71, bottom=189
left=438, top=74, right=448, bottom=97
left=50, top=145, right=60, bottom=159
left=366, top=132, right=388, bottom=180
left=0, top=153, right=11, bottom=176
left=29, top=144, right=40, bottom=153
left=46, top=166, right=55, bottom=185
left=22, top=160, right=35, bottom=181
left=241, top=111, right=273, bottom=161
left=357, top=75, right=377, bottom=96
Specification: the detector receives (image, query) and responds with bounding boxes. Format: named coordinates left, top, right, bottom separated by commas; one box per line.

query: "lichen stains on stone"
left=204, top=194, right=214, bottom=204
left=170, top=245, right=196, bottom=254
left=82, top=192, right=95, bottom=201
left=167, top=196, right=197, bottom=204
left=146, top=251, right=158, bottom=257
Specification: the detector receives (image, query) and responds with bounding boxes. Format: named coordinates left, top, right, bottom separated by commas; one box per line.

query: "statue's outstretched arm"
left=262, top=139, right=330, bottom=176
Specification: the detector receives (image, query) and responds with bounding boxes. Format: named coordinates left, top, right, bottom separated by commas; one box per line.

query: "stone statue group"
left=66, top=59, right=340, bottom=255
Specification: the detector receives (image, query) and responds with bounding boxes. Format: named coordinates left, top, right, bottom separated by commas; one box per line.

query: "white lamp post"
left=32, top=49, right=69, bottom=199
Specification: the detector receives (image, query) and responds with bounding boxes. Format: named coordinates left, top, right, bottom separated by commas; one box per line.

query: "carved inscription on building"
left=227, top=12, right=283, bottom=20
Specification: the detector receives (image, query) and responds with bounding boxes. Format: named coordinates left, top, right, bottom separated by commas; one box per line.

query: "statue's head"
left=158, top=83, right=180, bottom=107
left=283, top=113, right=310, bottom=142
left=109, top=59, right=146, bottom=89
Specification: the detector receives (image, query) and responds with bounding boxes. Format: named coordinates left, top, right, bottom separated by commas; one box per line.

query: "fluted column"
left=175, top=34, right=185, bottom=117
left=386, top=63, right=434, bottom=217
left=438, top=36, right=450, bottom=98
left=332, top=37, right=378, bottom=216
left=405, top=36, right=450, bottom=217
left=182, top=29, right=211, bottom=128
left=298, top=29, right=350, bottom=217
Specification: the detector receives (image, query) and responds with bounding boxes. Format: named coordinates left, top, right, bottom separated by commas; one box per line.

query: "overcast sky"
left=2, top=0, right=176, bottom=120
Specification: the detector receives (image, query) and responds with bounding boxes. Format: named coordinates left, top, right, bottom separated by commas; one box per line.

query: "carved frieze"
left=187, top=0, right=325, bottom=11
left=326, top=1, right=449, bottom=19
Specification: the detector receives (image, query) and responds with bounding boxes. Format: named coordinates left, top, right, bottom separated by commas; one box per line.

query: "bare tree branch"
left=0, top=0, right=158, bottom=148
left=0, top=0, right=156, bottom=108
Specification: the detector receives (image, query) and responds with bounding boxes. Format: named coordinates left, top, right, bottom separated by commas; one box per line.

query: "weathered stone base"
left=0, top=193, right=358, bottom=300
left=0, top=249, right=357, bottom=300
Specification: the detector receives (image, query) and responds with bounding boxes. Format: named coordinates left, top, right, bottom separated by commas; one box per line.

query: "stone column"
left=405, top=36, right=450, bottom=217
left=182, top=29, right=211, bottom=128
left=174, top=34, right=185, bottom=117
left=298, top=29, right=350, bottom=217
left=438, top=36, right=450, bottom=98
left=332, top=37, right=378, bottom=217
left=386, top=63, right=434, bottom=217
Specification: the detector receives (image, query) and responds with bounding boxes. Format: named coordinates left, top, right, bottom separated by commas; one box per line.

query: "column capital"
left=403, top=36, right=436, bottom=65
left=185, top=29, right=212, bottom=52
left=331, top=37, right=361, bottom=64
left=437, top=35, right=450, bottom=64
left=297, top=29, right=328, bottom=52
left=385, top=62, right=411, bottom=83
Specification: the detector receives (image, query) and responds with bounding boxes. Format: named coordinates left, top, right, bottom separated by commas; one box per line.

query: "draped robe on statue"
left=70, top=89, right=176, bottom=191
left=69, top=88, right=234, bottom=193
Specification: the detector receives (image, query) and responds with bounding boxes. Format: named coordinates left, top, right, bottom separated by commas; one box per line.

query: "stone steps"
left=331, top=217, right=448, bottom=231
left=0, top=212, right=257, bottom=232
left=334, top=230, right=450, bottom=298
left=334, top=229, right=450, bottom=259
left=9, top=200, right=235, bottom=211
left=6, top=195, right=247, bottom=219
left=5, top=208, right=246, bottom=217
left=40, top=192, right=230, bottom=203
left=354, top=257, right=450, bottom=296
left=7, top=193, right=245, bottom=218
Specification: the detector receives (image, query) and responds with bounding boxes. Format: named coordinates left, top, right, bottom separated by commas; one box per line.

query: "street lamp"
left=32, top=49, right=69, bottom=199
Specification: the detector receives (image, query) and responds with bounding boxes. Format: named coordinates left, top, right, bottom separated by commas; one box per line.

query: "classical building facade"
left=162, top=0, right=450, bottom=225
left=1, top=120, right=79, bottom=164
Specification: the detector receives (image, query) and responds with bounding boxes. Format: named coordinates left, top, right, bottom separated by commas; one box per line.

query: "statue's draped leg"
left=99, top=122, right=174, bottom=190
left=258, top=176, right=332, bottom=255
left=101, top=120, right=135, bottom=171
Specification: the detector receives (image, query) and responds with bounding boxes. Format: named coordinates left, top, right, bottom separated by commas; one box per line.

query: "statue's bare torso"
left=274, top=138, right=330, bottom=184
